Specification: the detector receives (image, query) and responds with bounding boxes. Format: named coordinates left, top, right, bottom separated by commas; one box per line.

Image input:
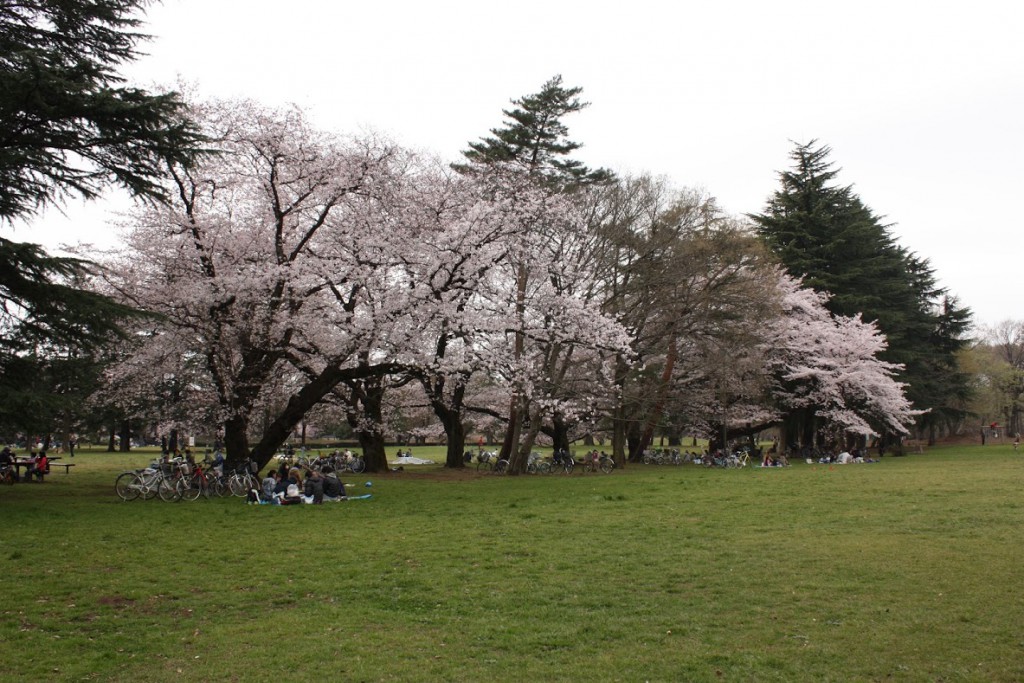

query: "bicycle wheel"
left=228, top=474, right=249, bottom=497
left=493, top=459, right=509, bottom=474
left=563, top=460, right=575, bottom=474
left=158, top=476, right=182, bottom=502
left=1, top=469, right=13, bottom=485
left=115, top=471, right=141, bottom=501
left=477, top=460, right=492, bottom=472
left=177, top=476, right=202, bottom=501
left=537, top=461, right=552, bottom=474
left=139, top=471, right=160, bottom=499
left=600, top=458, right=614, bottom=474
left=350, top=458, right=366, bottom=474
left=209, top=476, right=228, bottom=497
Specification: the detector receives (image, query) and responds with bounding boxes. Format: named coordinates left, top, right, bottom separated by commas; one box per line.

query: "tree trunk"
left=626, top=419, right=642, bottom=462
left=354, top=381, right=389, bottom=473
left=551, top=414, right=570, bottom=454
left=424, top=378, right=468, bottom=469
left=499, top=398, right=522, bottom=462
left=223, top=414, right=252, bottom=468
left=510, top=402, right=542, bottom=474
left=106, top=422, right=116, bottom=452
left=637, top=337, right=677, bottom=458
left=246, top=362, right=398, bottom=472
left=119, top=419, right=132, bottom=452
left=434, top=401, right=467, bottom=469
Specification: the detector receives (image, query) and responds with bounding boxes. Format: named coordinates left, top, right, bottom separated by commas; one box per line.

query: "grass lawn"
left=1, top=444, right=1022, bottom=682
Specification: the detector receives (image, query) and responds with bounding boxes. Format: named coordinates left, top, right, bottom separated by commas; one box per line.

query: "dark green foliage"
left=0, top=0, right=201, bottom=434
left=0, top=0, right=204, bottom=219
left=0, top=237, right=140, bottom=432
left=0, top=237, right=134, bottom=350
left=751, top=141, right=972, bottom=437
left=456, top=74, right=613, bottom=187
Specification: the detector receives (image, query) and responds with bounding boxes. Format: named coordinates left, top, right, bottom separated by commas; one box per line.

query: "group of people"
left=812, top=447, right=879, bottom=465
left=0, top=447, right=48, bottom=482
left=251, top=462, right=347, bottom=505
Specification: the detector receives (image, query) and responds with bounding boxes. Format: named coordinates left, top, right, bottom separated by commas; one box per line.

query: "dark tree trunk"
left=223, top=414, right=252, bottom=468
left=510, top=401, right=541, bottom=474
left=626, top=419, right=642, bottom=462
left=245, top=362, right=398, bottom=472
left=435, top=405, right=467, bottom=469
left=636, top=337, right=677, bottom=459
left=118, top=420, right=131, bottom=452
left=351, top=381, right=389, bottom=473
left=551, top=414, right=570, bottom=454
left=498, top=398, right=520, bottom=462
left=423, top=377, right=468, bottom=469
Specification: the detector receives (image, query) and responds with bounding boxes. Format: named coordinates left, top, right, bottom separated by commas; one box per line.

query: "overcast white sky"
left=23, top=0, right=1023, bottom=328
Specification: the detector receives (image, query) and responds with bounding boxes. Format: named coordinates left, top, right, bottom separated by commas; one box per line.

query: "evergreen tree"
left=0, top=0, right=202, bottom=433
left=1, top=0, right=203, bottom=217
left=456, top=75, right=612, bottom=470
left=456, top=74, right=613, bottom=186
left=751, top=141, right=972, bottom=442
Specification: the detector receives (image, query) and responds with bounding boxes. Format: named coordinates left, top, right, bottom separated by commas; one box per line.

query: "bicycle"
left=176, top=462, right=220, bottom=500
left=476, top=451, right=497, bottom=472
left=726, top=451, right=750, bottom=468
left=551, top=452, right=575, bottom=474
left=227, top=460, right=260, bottom=497
left=115, top=466, right=164, bottom=501
left=155, top=459, right=194, bottom=501
left=526, top=452, right=552, bottom=474
left=581, top=451, right=615, bottom=474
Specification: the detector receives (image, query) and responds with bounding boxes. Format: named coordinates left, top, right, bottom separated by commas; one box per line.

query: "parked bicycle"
left=476, top=451, right=498, bottom=472
left=581, top=451, right=615, bottom=474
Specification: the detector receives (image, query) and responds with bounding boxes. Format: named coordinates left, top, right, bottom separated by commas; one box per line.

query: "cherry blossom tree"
left=760, top=273, right=920, bottom=448
left=101, top=99, right=418, bottom=469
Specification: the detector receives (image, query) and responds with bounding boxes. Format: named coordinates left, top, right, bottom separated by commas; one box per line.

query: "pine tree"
left=751, top=141, right=972, bottom=442
left=456, top=75, right=612, bottom=470
left=456, top=75, right=612, bottom=186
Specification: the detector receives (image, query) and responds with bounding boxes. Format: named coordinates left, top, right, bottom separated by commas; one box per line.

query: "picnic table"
left=12, top=456, right=74, bottom=479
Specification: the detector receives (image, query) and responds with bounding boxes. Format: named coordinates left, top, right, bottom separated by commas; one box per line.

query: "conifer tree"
left=0, top=0, right=203, bottom=433
left=457, top=75, right=612, bottom=469
left=456, top=74, right=612, bottom=186
left=751, top=141, right=972, bottom=443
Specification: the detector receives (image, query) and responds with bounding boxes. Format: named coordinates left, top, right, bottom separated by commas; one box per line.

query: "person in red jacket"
left=29, top=451, right=48, bottom=481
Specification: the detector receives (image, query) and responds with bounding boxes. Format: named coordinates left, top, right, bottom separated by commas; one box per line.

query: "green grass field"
left=1, top=444, right=1022, bottom=682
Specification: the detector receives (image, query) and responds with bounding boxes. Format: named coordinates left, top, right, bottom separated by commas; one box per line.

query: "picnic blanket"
left=392, top=456, right=435, bottom=465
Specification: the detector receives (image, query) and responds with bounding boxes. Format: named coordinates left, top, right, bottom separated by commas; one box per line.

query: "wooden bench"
left=49, top=462, right=76, bottom=474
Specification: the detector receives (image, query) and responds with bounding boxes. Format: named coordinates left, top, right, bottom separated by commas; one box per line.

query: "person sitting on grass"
left=322, top=468, right=346, bottom=501
left=303, top=469, right=324, bottom=504
left=261, top=470, right=280, bottom=504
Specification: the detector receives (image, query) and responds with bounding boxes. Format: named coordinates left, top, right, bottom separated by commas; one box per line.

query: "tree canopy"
left=750, top=141, right=972, bottom=443
left=0, top=0, right=203, bottom=219
left=0, top=0, right=203, bottom=438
